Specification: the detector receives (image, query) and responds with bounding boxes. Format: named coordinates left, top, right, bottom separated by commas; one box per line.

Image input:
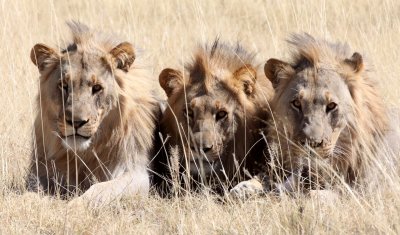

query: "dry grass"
left=1, top=0, right=400, bottom=233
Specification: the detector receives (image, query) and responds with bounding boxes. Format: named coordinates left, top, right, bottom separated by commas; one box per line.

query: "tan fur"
left=264, top=33, right=389, bottom=189
left=27, top=22, right=161, bottom=204
left=153, top=39, right=274, bottom=194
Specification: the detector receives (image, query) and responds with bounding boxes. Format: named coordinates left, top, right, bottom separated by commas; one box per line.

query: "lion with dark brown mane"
left=231, top=33, right=390, bottom=196
left=27, top=22, right=161, bottom=204
left=152, top=39, right=274, bottom=195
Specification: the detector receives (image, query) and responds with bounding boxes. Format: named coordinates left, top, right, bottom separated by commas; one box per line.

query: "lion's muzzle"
left=63, top=108, right=93, bottom=136
left=57, top=103, right=101, bottom=150
left=296, top=116, right=328, bottom=149
left=190, top=129, right=223, bottom=159
left=65, top=118, right=89, bottom=130
left=189, top=159, right=221, bottom=177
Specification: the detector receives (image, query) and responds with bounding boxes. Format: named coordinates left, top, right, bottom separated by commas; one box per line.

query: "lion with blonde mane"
left=231, top=33, right=390, bottom=196
left=27, top=22, right=161, bottom=204
left=152, top=39, right=273, bottom=195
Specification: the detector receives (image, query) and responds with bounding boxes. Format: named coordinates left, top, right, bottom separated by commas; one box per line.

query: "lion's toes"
left=71, top=182, right=118, bottom=208
left=229, top=178, right=265, bottom=199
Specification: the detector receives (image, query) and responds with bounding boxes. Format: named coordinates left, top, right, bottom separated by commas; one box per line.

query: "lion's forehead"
left=60, top=55, right=111, bottom=84
left=289, top=70, right=349, bottom=101
left=189, top=93, right=235, bottom=111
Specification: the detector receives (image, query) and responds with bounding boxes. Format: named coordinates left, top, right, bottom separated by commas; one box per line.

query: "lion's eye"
left=326, top=102, right=337, bottom=112
left=58, top=81, right=68, bottom=92
left=184, top=108, right=194, bottom=119
left=291, top=99, right=302, bottom=110
left=92, top=84, right=103, bottom=94
left=216, top=110, right=228, bottom=121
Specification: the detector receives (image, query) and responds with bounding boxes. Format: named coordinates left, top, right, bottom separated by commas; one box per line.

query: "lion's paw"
left=68, top=181, right=119, bottom=208
left=229, top=177, right=265, bottom=199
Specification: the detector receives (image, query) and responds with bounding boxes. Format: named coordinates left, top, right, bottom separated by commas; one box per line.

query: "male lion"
left=152, top=40, right=274, bottom=195
left=27, top=22, right=161, bottom=204
left=231, top=33, right=390, bottom=197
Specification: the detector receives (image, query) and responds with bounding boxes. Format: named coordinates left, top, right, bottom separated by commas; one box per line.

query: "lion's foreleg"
left=72, top=166, right=149, bottom=207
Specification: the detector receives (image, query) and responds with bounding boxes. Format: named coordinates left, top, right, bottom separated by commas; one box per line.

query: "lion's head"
left=264, top=33, right=388, bottom=184
left=30, top=22, right=135, bottom=151
left=158, top=40, right=272, bottom=181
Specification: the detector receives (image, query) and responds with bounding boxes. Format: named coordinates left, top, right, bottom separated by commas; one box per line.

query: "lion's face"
left=275, top=67, right=352, bottom=155
left=265, top=53, right=363, bottom=157
left=54, top=53, right=115, bottom=150
left=159, top=63, right=257, bottom=177
left=31, top=42, right=135, bottom=150
left=181, top=91, right=239, bottom=175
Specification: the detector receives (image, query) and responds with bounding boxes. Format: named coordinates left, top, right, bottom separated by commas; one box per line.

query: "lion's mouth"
left=59, top=133, right=93, bottom=151
left=61, top=133, right=92, bottom=141
left=188, top=146, right=223, bottom=157
left=62, top=133, right=91, bottom=140
left=294, top=142, right=335, bottom=159
left=189, top=160, right=221, bottom=176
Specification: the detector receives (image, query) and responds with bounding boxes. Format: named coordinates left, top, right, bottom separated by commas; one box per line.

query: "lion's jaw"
left=189, top=158, right=222, bottom=178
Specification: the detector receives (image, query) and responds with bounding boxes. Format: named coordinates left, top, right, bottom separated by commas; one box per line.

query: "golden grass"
left=1, top=0, right=400, bottom=233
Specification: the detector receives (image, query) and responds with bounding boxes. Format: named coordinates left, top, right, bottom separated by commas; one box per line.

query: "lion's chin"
left=61, top=135, right=92, bottom=151
left=189, top=160, right=221, bottom=177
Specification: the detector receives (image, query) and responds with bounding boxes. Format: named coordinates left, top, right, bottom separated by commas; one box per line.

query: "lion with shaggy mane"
left=153, top=40, right=273, bottom=195
left=231, top=34, right=390, bottom=196
left=27, top=22, right=161, bottom=204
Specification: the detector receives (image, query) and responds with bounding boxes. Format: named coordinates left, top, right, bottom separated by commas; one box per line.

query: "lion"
left=27, top=22, right=161, bottom=205
left=231, top=33, right=390, bottom=197
left=152, top=39, right=274, bottom=195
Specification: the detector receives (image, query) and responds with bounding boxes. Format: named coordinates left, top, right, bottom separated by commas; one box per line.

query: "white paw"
left=67, top=170, right=150, bottom=208
left=68, top=181, right=119, bottom=208
left=229, top=178, right=264, bottom=199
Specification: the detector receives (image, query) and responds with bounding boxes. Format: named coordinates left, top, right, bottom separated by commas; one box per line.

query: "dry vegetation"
left=1, top=0, right=400, bottom=234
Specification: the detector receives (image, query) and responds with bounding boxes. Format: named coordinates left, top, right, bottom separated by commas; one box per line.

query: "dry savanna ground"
left=1, top=0, right=400, bottom=234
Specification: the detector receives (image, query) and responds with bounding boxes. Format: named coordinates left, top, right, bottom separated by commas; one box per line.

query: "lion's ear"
left=234, top=65, right=257, bottom=96
left=110, top=42, right=135, bottom=72
left=264, top=58, right=294, bottom=89
left=30, top=44, right=60, bottom=74
left=344, top=52, right=364, bottom=73
left=159, top=68, right=184, bottom=97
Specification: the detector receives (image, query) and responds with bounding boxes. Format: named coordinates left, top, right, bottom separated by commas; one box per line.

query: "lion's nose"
left=64, top=109, right=89, bottom=129
left=66, top=119, right=89, bottom=129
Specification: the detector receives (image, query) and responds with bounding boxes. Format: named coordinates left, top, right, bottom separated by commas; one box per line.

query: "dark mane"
left=185, top=38, right=257, bottom=91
